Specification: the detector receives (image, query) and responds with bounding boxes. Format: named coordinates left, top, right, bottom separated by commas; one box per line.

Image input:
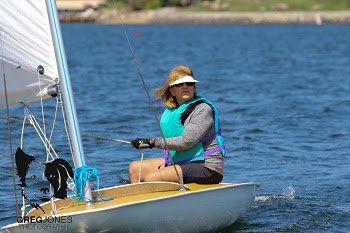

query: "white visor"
left=170, top=76, right=199, bottom=86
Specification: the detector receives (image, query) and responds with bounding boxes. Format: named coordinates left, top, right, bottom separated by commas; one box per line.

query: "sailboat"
left=0, top=1, right=258, bottom=233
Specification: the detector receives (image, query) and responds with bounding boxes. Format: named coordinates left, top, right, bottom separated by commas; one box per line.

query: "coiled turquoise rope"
left=70, top=165, right=111, bottom=202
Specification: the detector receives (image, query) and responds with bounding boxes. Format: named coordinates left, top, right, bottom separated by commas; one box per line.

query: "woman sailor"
left=129, top=65, right=225, bottom=184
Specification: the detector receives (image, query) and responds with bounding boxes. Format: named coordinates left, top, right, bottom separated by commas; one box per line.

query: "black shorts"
left=179, top=162, right=223, bottom=184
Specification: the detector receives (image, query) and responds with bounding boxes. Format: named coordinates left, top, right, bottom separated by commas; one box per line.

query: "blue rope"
left=70, top=165, right=111, bottom=202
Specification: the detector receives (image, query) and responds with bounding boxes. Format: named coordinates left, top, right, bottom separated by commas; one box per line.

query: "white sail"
left=0, top=0, right=90, bottom=198
left=0, top=0, right=58, bottom=107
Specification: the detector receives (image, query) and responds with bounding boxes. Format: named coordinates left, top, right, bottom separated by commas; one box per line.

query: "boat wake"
left=255, top=186, right=297, bottom=202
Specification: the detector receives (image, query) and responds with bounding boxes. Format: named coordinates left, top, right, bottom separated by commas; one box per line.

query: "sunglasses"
left=172, top=82, right=196, bottom=88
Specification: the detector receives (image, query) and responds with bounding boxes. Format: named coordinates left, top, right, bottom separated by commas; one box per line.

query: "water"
left=1, top=24, right=350, bottom=232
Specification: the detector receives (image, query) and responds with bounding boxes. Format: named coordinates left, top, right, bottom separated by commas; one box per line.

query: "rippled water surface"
left=1, top=24, right=350, bottom=232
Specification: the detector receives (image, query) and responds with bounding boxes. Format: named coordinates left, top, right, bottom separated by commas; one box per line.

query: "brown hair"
left=155, top=65, right=195, bottom=108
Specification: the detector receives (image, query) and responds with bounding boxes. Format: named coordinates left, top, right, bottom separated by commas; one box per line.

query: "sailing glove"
left=131, top=138, right=155, bottom=149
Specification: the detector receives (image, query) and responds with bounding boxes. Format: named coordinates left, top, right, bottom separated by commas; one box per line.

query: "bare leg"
left=143, top=164, right=183, bottom=183
left=129, top=158, right=183, bottom=183
left=129, top=158, right=164, bottom=183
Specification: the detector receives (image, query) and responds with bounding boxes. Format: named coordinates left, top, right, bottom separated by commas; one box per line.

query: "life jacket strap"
left=163, top=149, right=172, bottom=166
left=200, top=145, right=225, bottom=158
left=163, top=145, right=225, bottom=166
left=201, top=132, right=222, bottom=143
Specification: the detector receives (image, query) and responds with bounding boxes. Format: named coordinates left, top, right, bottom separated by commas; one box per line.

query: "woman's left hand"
left=131, top=138, right=155, bottom=149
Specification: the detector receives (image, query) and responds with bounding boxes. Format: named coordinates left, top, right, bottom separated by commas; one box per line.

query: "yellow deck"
left=28, top=182, right=228, bottom=218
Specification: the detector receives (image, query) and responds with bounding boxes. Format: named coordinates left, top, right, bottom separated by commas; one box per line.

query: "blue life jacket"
left=160, top=96, right=226, bottom=165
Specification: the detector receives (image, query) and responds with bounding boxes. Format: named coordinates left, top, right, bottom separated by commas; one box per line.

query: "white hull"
left=2, top=182, right=257, bottom=233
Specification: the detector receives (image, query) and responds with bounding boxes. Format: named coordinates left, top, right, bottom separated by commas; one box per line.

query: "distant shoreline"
left=59, top=8, right=350, bottom=24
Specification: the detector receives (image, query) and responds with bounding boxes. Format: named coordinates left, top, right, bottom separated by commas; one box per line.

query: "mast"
left=45, top=0, right=92, bottom=201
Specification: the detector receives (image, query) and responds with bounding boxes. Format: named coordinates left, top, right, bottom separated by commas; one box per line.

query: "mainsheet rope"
left=111, top=0, right=186, bottom=190
left=0, top=114, right=131, bottom=145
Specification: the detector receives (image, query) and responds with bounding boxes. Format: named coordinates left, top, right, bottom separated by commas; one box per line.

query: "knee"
left=129, top=161, right=139, bottom=174
left=129, top=161, right=140, bottom=183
